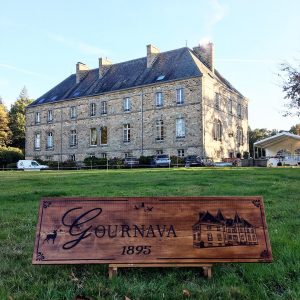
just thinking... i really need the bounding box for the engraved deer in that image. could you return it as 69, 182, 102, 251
43, 230, 57, 244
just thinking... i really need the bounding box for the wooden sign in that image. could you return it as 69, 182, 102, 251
32, 197, 272, 264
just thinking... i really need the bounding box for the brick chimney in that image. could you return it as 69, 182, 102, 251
193, 42, 214, 73
147, 44, 160, 68
99, 57, 112, 79
76, 62, 89, 84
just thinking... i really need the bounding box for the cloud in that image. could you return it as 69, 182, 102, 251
0, 63, 42, 76
0, 78, 9, 86
216, 58, 276, 64
49, 33, 106, 56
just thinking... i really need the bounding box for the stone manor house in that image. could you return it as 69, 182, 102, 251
25, 43, 249, 162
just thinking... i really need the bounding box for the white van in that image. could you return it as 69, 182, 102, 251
17, 160, 49, 170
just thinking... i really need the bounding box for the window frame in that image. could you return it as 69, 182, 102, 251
213, 119, 222, 141
90, 103, 96, 117
90, 128, 98, 146
100, 126, 108, 145
155, 92, 163, 107
176, 117, 186, 138
35, 112, 41, 124
123, 123, 131, 143
176, 88, 184, 105
47, 110, 53, 123
70, 129, 77, 148
123, 97, 131, 112
101, 101, 107, 115
156, 119, 164, 141
46, 132, 54, 150
34, 133, 41, 151
70, 106, 77, 119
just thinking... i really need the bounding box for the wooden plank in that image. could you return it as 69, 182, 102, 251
32, 196, 272, 264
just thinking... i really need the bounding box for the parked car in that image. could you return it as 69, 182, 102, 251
184, 155, 204, 167
124, 157, 139, 168
152, 154, 171, 167
17, 160, 49, 170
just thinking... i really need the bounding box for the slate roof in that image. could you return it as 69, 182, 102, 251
29, 47, 243, 107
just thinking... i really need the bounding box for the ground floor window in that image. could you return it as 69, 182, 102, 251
124, 152, 132, 158
69, 154, 76, 161
100, 153, 107, 159
177, 149, 185, 157
156, 150, 163, 155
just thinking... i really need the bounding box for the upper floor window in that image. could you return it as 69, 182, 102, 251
90, 103, 96, 117
70, 130, 77, 147
155, 92, 163, 107
46, 132, 54, 150
90, 128, 97, 146
70, 106, 76, 119
237, 126, 243, 146
34, 133, 40, 150
156, 119, 164, 141
100, 126, 108, 145
47, 110, 53, 123
237, 102, 242, 118
123, 97, 131, 112
123, 123, 131, 142
215, 93, 220, 109
213, 119, 222, 141
176, 88, 184, 105
176, 117, 185, 138
35, 112, 40, 124
228, 98, 233, 114
101, 101, 107, 115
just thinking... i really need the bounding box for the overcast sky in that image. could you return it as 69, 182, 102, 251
0, 0, 299, 130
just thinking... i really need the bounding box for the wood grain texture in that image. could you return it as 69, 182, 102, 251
32, 197, 272, 264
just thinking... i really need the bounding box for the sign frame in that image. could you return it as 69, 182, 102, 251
32, 196, 272, 265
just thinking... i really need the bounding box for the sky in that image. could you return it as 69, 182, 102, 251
0, 0, 299, 130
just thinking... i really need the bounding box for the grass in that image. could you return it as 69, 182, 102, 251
0, 167, 299, 300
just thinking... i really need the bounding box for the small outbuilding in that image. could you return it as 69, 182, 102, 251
254, 132, 300, 166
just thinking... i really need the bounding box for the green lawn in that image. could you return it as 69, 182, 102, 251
0, 168, 299, 300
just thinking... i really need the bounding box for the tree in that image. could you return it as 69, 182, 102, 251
248, 127, 279, 157
0, 98, 12, 146
9, 87, 33, 149
289, 124, 300, 135
280, 62, 300, 117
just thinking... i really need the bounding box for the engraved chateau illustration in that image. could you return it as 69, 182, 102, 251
193, 210, 258, 248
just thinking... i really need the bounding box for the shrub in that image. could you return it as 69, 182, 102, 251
170, 155, 185, 166
0, 147, 24, 167
108, 157, 124, 169
243, 151, 250, 159
84, 156, 108, 167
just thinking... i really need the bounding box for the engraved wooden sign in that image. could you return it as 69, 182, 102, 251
32, 197, 272, 264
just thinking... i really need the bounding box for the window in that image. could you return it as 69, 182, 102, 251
90, 103, 96, 117
176, 88, 184, 105
207, 233, 213, 241
156, 120, 164, 141
124, 152, 132, 158
217, 234, 222, 241
101, 101, 107, 115
34, 133, 40, 150
176, 117, 185, 138
237, 126, 243, 146
69, 154, 76, 161
155, 92, 163, 107
228, 97, 233, 114
47, 110, 53, 123
100, 126, 107, 145
90, 128, 97, 146
177, 149, 184, 157
215, 93, 220, 109
156, 149, 163, 155
35, 112, 40, 124
46, 132, 53, 150
100, 153, 107, 159
70, 106, 76, 119
123, 124, 131, 142
237, 102, 242, 118
123, 97, 131, 112
213, 119, 222, 141
70, 130, 77, 147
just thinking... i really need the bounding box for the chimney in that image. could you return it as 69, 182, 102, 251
147, 44, 160, 68
193, 42, 214, 73
76, 62, 89, 84
99, 57, 112, 78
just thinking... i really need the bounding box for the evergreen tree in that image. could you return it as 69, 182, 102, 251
0, 97, 12, 146
9, 87, 33, 149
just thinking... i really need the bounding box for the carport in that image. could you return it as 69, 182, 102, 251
253, 132, 300, 159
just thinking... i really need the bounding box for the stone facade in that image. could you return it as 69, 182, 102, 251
25, 44, 248, 162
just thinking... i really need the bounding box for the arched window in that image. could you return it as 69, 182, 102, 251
237, 126, 243, 146
213, 119, 222, 141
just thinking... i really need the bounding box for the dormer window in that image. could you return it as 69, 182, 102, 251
156, 75, 165, 81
